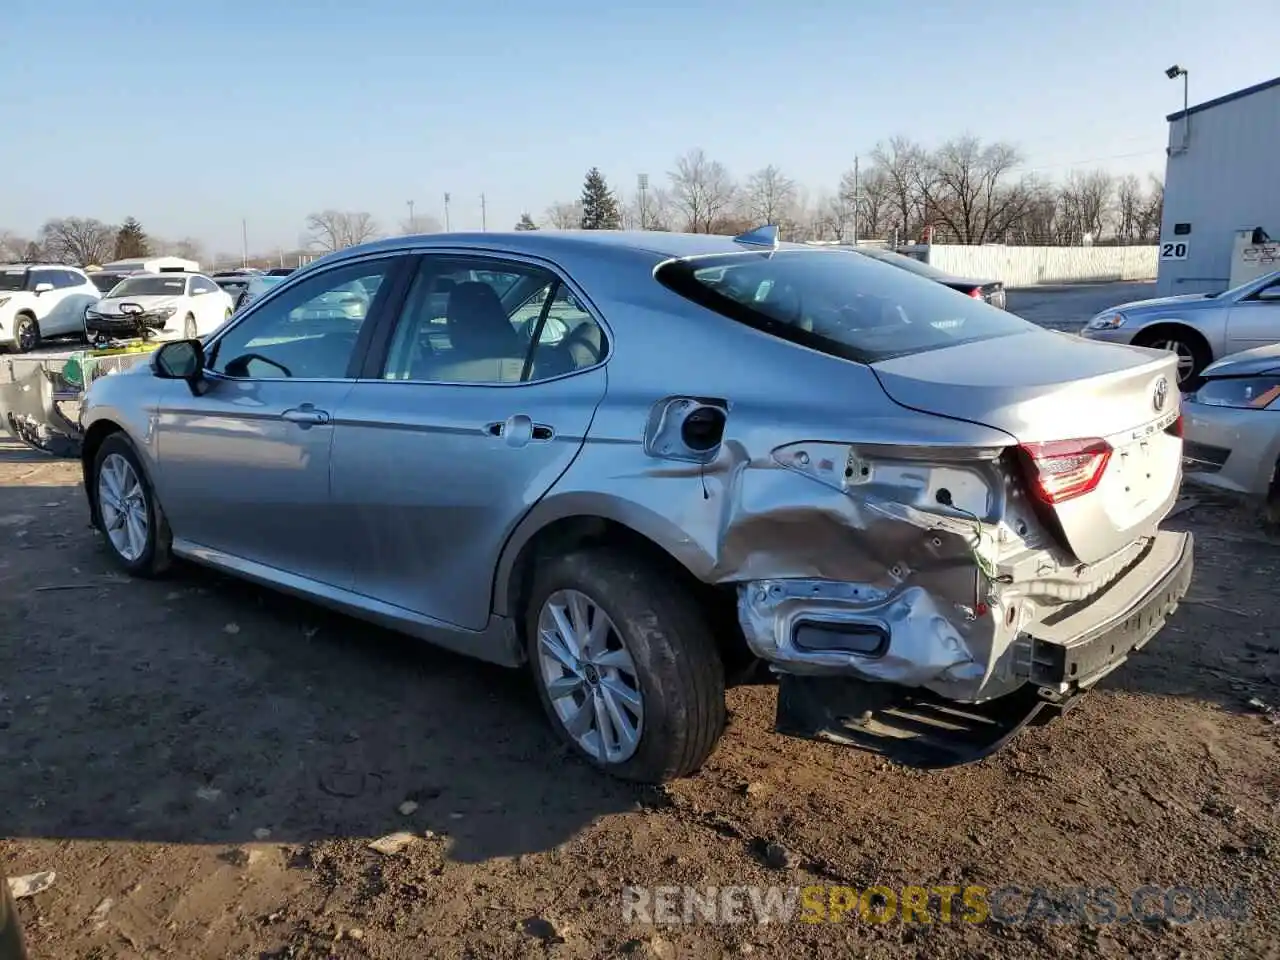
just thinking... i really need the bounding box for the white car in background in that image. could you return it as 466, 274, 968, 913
84, 272, 235, 342
0, 263, 103, 352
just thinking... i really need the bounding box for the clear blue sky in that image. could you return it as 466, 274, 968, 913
2, 0, 1273, 257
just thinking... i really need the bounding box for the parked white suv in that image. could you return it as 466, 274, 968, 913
0, 264, 102, 352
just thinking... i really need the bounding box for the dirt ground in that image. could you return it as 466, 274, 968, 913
2, 436, 1279, 960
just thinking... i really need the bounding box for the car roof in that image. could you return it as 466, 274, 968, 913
1, 263, 83, 271
315, 229, 818, 268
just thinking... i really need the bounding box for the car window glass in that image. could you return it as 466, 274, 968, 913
28, 271, 54, 290
382, 258, 607, 384
208, 259, 395, 380
56, 270, 83, 288
382, 258, 547, 384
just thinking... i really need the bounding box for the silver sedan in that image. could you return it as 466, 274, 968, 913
78, 228, 1192, 781
1182, 342, 1280, 520
1080, 269, 1280, 388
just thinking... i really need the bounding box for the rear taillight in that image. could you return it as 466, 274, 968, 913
1166, 415, 1183, 437
1018, 438, 1112, 504
968, 287, 984, 299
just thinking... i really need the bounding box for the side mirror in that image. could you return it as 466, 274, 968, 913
33, 282, 53, 294
152, 339, 206, 395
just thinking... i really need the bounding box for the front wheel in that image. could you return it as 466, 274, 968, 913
1136, 331, 1209, 389
525, 548, 726, 783
12, 314, 39, 353
92, 433, 172, 578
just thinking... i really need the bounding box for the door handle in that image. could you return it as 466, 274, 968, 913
485, 415, 555, 446
281, 404, 331, 426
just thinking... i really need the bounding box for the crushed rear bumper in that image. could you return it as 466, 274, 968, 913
757, 531, 1193, 766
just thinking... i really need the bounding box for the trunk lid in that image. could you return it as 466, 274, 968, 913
871, 329, 1182, 564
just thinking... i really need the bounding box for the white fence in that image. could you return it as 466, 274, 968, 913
905, 244, 1159, 288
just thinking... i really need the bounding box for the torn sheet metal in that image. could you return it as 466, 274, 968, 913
0, 351, 154, 458
616, 405, 1159, 704
0, 358, 82, 457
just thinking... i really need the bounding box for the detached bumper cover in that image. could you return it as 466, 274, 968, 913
1020, 530, 1193, 692
772, 532, 1193, 767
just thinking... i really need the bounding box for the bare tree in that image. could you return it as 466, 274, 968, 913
870, 137, 928, 241
841, 166, 895, 240
1115, 174, 1142, 243
544, 200, 584, 229
0, 231, 34, 262
1137, 176, 1164, 243
304, 210, 381, 252
668, 149, 737, 233
743, 164, 796, 226
38, 217, 117, 266
398, 214, 443, 235
917, 137, 1036, 244
1057, 170, 1114, 243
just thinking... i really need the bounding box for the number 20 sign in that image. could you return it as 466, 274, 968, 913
1160, 240, 1189, 261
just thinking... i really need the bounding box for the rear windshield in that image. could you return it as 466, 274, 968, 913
656, 249, 1031, 363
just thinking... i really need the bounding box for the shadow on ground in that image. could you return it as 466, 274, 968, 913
0, 462, 640, 864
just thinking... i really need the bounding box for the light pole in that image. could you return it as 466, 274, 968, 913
407, 199, 415, 233
480, 193, 487, 231
637, 173, 649, 230
1166, 64, 1190, 152
443, 192, 451, 231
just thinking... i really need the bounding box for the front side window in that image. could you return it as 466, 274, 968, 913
55, 269, 85, 288
381, 256, 606, 384
656, 249, 1033, 363
207, 258, 397, 379
189, 276, 218, 295
27, 270, 56, 291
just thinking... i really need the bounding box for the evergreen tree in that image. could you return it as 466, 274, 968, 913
579, 168, 620, 229
114, 217, 150, 260
514, 213, 539, 230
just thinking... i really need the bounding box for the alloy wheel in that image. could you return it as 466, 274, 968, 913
98, 453, 149, 562
536, 589, 644, 764
16, 319, 36, 352
1153, 338, 1195, 384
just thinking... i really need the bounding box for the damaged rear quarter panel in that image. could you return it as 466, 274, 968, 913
493, 283, 1071, 701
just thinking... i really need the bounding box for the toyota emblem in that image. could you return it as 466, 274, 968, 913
1152, 376, 1169, 412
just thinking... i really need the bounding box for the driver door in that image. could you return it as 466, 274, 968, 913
1226, 274, 1280, 350
151, 254, 411, 589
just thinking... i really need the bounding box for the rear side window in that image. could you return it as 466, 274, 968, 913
656, 249, 1032, 363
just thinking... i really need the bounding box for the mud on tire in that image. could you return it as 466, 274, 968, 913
525, 547, 726, 783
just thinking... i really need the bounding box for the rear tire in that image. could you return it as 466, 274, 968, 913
525, 547, 726, 783
92, 432, 173, 578
13, 314, 39, 353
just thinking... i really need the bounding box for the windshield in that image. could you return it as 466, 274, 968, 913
0, 269, 27, 292
1210, 268, 1280, 301
109, 276, 188, 298
854, 246, 954, 281
657, 249, 1033, 363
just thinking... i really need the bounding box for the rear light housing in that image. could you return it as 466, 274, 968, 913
968, 286, 983, 299
1018, 438, 1112, 504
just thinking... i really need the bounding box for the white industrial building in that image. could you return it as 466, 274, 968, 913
1157, 74, 1280, 296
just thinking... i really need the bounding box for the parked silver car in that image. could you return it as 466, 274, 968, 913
77, 228, 1192, 781
1182, 342, 1280, 519
1080, 269, 1280, 388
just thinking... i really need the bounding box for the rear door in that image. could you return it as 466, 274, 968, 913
329, 252, 608, 630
